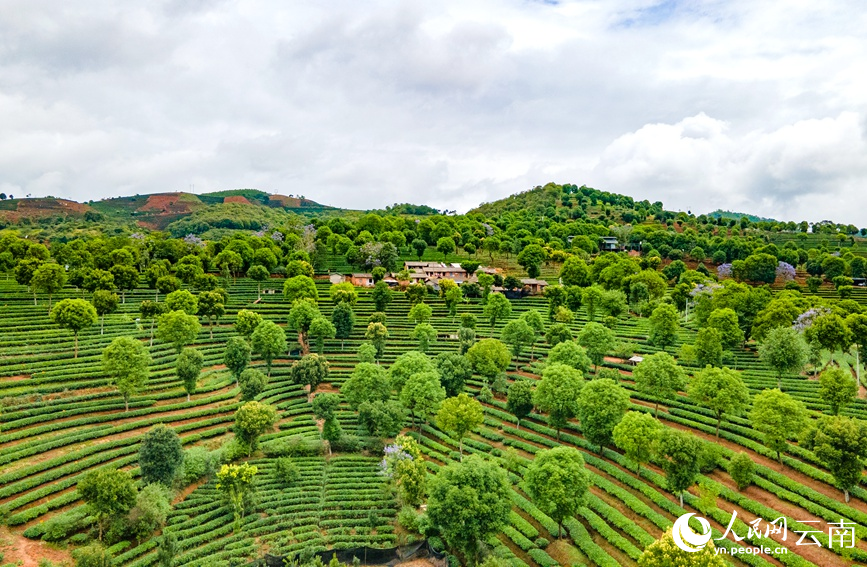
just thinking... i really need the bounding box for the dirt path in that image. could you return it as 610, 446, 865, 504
0, 526, 73, 567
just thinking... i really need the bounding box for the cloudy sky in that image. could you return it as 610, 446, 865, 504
1, 1, 866, 223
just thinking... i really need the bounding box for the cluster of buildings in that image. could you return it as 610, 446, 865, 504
331, 261, 550, 296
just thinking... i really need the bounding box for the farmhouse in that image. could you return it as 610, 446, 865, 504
600, 236, 621, 251
520, 278, 549, 295
349, 273, 375, 287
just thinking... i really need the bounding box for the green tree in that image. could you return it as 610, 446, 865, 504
436, 393, 485, 456
216, 462, 258, 531
758, 326, 810, 389
400, 370, 446, 434
139, 424, 184, 486
577, 378, 630, 451
382, 434, 427, 507
507, 378, 535, 430
613, 411, 662, 472
477, 273, 495, 302
847, 312, 867, 384
110, 264, 138, 304
436, 236, 456, 261
287, 298, 321, 353
247, 264, 270, 299
103, 336, 151, 411
290, 353, 329, 392
234, 401, 277, 455
408, 302, 433, 324
331, 301, 356, 350
501, 318, 535, 359
357, 342, 377, 363
155, 275, 180, 299
156, 310, 201, 354
436, 352, 472, 397
648, 303, 678, 350
31, 262, 66, 312
577, 322, 615, 371
389, 351, 436, 392
74, 542, 114, 567
140, 300, 167, 347
309, 317, 336, 354
751, 388, 808, 462
458, 326, 476, 354
525, 447, 590, 537
51, 298, 97, 358
818, 366, 858, 414
560, 256, 591, 287
224, 336, 251, 382
411, 238, 427, 260
801, 415, 867, 502
329, 282, 359, 306
177, 347, 203, 402
197, 290, 226, 339
283, 275, 318, 303
638, 530, 727, 567
687, 366, 750, 436
445, 286, 463, 321
78, 468, 137, 540
359, 400, 407, 438
372, 280, 393, 312
694, 327, 723, 368
808, 313, 852, 354
166, 289, 198, 315
83, 268, 115, 293
533, 363, 584, 439
633, 352, 686, 417
547, 340, 592, 374
250, 320, 287, 376
729, 452, 755, 490
545, 323, 573, 346
483, 292, 512, 334
239, 368, 268, 401
519, 310, 545, 360
411, 322, 437, 353
235, 309, 263, 340
342, 362, 391, 409
91, 289, 119, 335
656, 428, 703, 507
517, 243, 547, 278
14, 258, 43, 302
365, 321, 389, 360
312, 393, 342, 445
466, 338, 511, 382
583, 285, 604, 321
706, 307, 744, 349
427, 455, 512, 565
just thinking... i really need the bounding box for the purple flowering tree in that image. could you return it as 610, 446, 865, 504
776, 262, 796, 282
792, 307, 831, 332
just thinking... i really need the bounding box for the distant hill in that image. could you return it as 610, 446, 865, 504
469, 182, 663, 224
86, 189, 334, 230
0, 197, 94, 223
707, 209, 776, 223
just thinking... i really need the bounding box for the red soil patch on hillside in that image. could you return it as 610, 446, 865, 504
136, 193, 202, 214
267, 194, 323, 208
223, 195, 252, 205
0, 198, 92, 223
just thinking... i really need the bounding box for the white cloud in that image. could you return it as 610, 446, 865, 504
589, 111, 867, 222
0, 0, 865, 223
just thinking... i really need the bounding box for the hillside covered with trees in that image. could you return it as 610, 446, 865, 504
2, 183, 867, 567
